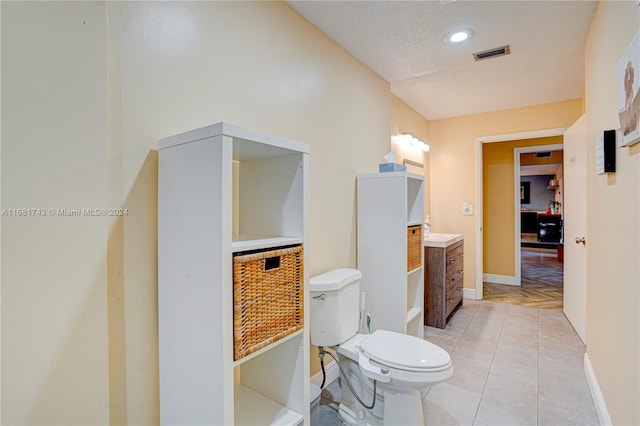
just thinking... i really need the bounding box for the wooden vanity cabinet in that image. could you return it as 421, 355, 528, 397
425, 239, 464, 329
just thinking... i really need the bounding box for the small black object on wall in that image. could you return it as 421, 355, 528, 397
595, 130, 616, 174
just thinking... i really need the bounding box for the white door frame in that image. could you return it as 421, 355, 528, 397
474, 128, 567, 299
513, 144, 564, 287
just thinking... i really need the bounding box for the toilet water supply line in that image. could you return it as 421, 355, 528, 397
316, 290, 377, 409
319, 354, 327, 389
317, 347, 377, 410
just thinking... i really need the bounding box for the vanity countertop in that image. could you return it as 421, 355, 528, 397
423, 233, 464, 248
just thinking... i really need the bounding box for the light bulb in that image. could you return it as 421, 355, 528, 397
449, 31, 468, 43
403, 133, 414, 143
444, 28, 474, 45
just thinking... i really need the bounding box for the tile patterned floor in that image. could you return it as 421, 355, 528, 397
318, 300, 598, 425
483, 248, 564, 311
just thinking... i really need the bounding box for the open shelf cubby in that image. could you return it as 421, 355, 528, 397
234, 333, 305, 425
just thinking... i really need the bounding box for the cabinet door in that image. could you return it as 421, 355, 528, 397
521, 212, 538, 233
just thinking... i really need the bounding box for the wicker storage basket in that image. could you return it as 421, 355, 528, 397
232, 245, 304, 361
407, 225, 422, 271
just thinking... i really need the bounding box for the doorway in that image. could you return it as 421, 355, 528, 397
510, 145, 564, 310
483, 143, 564, 311
474, 119, 587, 338
477, 134, 565, 310
475, 129, 565, 299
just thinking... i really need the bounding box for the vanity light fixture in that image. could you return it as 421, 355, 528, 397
402, 132, 430, 152
403, 133, 415, 144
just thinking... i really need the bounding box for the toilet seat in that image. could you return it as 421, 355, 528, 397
360, 330, 452, 372
334, 330, 454, 425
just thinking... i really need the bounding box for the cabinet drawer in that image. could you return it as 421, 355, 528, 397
445, 285, 463, 317
446, 256, 463, 278
446, 270, 463, 293
445, 242, 464, 267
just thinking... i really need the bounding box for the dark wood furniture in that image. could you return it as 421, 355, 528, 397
537, 214, 562, 242
521, 211, 538, 233
424, 239, 464, 329
557, 243, 564, 262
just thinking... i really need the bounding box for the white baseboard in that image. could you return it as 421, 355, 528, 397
311, 359, 339, 388
584, 352, 611, 426
483, 273, 517, 286
463, 288, 476, 299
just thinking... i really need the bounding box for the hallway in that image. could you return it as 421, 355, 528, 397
484, 248, 563, 311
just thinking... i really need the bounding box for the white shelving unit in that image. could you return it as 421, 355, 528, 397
357, 172, 425, 339
158, 122, 309, 425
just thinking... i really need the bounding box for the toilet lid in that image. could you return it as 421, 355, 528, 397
360, 330, 451, 371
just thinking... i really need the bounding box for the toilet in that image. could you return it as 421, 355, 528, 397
310, 268, 453, 425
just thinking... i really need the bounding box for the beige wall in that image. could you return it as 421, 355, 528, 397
584, 2, 640, 424
2, 1, 392, 424
390, 94, 432, 216
483, 136, 563, 277
428, 100, 583, 290
1, 2, 110, 424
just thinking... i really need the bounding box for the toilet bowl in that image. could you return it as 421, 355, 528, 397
335, 331, 453, 425
310, 268, 453, 425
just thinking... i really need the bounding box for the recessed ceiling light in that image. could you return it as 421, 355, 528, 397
444, 28, 474, 45
450, 31, 468, 43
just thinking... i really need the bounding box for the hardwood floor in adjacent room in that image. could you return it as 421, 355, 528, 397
484, 248, 563, 311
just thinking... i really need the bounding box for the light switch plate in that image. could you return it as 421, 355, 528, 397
463, 203, 473, 215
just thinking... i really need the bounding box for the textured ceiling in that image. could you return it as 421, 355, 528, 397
287, 1, 597, 120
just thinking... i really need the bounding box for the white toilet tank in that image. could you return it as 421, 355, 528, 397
309, 268, 362, 347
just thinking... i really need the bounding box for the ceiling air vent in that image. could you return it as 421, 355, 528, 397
536, 151, 552, 158
473, 45, 511, 61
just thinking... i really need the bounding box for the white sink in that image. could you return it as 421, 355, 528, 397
423, 233, 463, 248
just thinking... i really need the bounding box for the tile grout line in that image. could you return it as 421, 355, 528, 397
538, 310, 597, 426
423, 302, 479, 398
471, 302, 509, 425
450, 302, 480, 351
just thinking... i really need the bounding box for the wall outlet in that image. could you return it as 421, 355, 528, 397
463, 203, 473, 215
